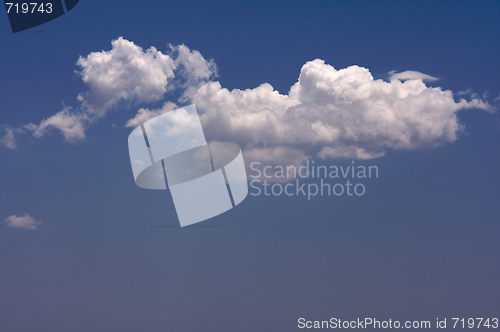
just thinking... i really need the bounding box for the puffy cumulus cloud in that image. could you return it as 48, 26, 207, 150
195, 82, 300, 147
389, 70, 439, 82
76, 37, 176, 116
3, 213, 42, 230
125, 101, 178, 128
171, 44, 217, 102
4, 38, 217, 146
75, 38, 216, 116
194, 59, 493, 164
2, 38, 494, 158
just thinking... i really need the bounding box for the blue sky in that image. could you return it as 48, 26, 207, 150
1, 1, 499, 331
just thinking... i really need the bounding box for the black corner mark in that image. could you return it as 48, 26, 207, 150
63, 0, 78, 12
3, 0, 79, 33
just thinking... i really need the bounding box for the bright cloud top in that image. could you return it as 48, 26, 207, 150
3, 213, 42, 230
0, 38, 494, 166
76, 37, 176, 117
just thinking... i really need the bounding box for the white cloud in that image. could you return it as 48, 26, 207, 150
194, 59, 493, 163
2, 38, 217, 146
3, 213, 42, 230
171, 44, 217, 102
2, 38, 494, 163
457, 88, 473, 96
0, 125, 20, 149
0, 124, 38, 149
389, 70, 439, 82
75, 39, 216, 117
125, 101, 178, 128
31, 107, 86, 141
77, 37, 177, 116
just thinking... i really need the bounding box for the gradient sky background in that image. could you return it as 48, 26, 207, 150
1, 1, 499, 331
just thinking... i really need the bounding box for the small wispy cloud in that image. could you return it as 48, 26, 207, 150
0, 125, 20, 149
0, 124, 35, 150
388, 70, 439, 82
30, 107, 87, 142
457, 88, 473, 96
495, 92, 500, 103
3, 213, 42, 230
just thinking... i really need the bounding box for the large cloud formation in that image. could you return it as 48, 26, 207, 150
194, 59, 491, 163
1, 37, 494, 167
